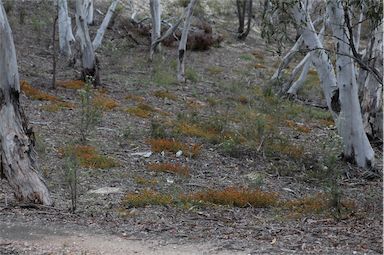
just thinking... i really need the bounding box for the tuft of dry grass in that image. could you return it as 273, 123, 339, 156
283, 193, 328, 215
237, 96, 249, 105
254, 63, 267, 69
92, 93, 119, 110
125, 93, 145, 102
187, 187, 278, 208
41, 101, 74, 112
148, 139, 202, 158
176, 122, 220, 141
147, 162, 189, 176
60, 145, 118, 169
206, 66, 224, 75
21, 80, 57, 101
133, 176, 158, 186
153, 90, 177, 100
252, 50, 265, 61
126, 103, 156, 118
56, 80, 85, 89
122, 190, 173, 207
285, 120, 311, 133
266, 142, 304, 159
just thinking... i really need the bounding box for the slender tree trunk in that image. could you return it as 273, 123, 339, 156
286, 54, 311, 95
353, 4, 365, 53
92, 0, 119, 50
76, 0, 99, 86
361, 22, 383, 141
271, 36, 303, 81
238, 0, 253, 40
150, 14, 184, 59
83, 0, 94, 25
327, 0, 374, 168
286, 23, 325, 95
52, 14, 58, 89
236, 0, 246, 34
291, 3, 339, 119
0, 3, 52, 205
177, 0, 197, 83
149, 0, 161, 61
58, 0, 75, 57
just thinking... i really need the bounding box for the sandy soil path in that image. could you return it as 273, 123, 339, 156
0, 222, 243, 255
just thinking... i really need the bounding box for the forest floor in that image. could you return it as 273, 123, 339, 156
0, 1, 382, 254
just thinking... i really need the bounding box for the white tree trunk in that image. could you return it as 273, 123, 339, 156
83, 0, 94, 25
58, 0, 75, 57
0, 3, 52, 205
287, 24, 325, 95
149, 0, 161, 60
287, 54, 312, 95
92, 0, 119, 51
327, 0, 374, 168
292, 4, 339, 118
76, 0, 99, 85
354, 4, 365, 53
177, 0, 197, 82
271, 36, 303, 81
361, 21, 383, 140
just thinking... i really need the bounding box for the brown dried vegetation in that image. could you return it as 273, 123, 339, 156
60, 145, 118, 169
147, 162, 189, 176
148, 138, 202, 158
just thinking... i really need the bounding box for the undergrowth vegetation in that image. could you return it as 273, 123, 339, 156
60, 145, 118, 169
148, 138, 202, 158
147, 162, 189, 176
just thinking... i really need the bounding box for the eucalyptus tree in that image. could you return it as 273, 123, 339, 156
177, 0, 197, 82
58, 0, 75, 57
263, 0, 382, 168
75, 0, 119, 86
0, 2, 52, 205
236, 0, 253, 40
149, 0, 161, 60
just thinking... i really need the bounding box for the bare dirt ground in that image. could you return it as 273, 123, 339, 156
0, 1, 382, 254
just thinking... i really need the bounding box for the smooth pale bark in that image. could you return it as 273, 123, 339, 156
271, 36, 303, 81
327, 0, 374, 168
286, 54, 311, 95
177, 0, 197, 82
287, 24, 325, 95
83, 0, 94, 25
92, 0, 119, 50
271, 17, 321, 81
149, 0, 161, 60
361, 22, 383, 140
292, 3, 339, 118
58, 0, 75, 57
76, 0, 99, 86
0, 3, 52, 205
354, 4, 365, 53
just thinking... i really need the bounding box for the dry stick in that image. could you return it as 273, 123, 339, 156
52, 14, 58, 89
177, 0, 197, 82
